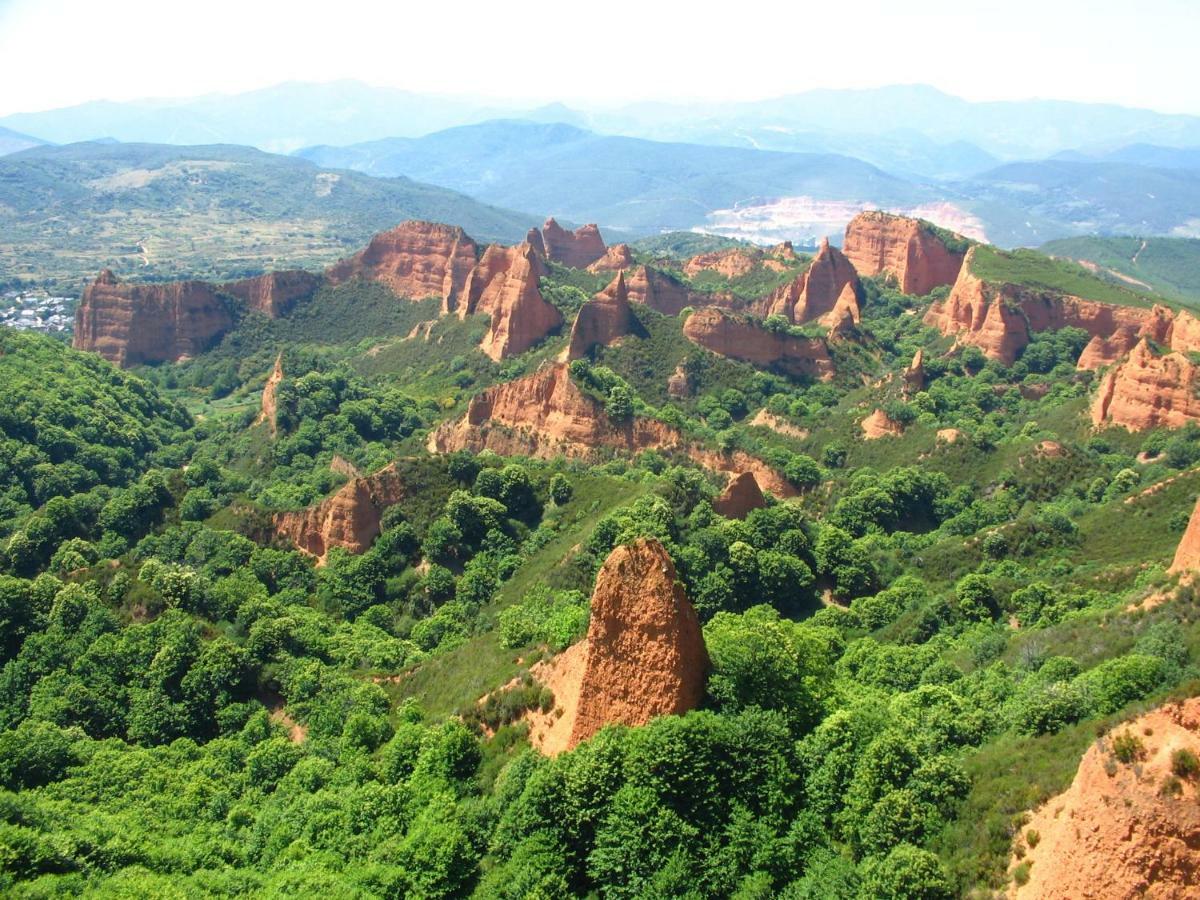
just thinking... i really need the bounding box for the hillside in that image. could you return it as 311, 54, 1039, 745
0, 142, 536, 290
4, 212, 1200, 898
0, 126, 45, 157
961, 160, 1200, 245
297, 120, 937, 234
1041, 235, 1200, 304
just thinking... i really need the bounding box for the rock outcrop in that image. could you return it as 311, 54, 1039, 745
754, 238, 860, 325
1010, 697, 1200, 899
1091, 339, 1200, 431
587, 243, 635, 273
564, 272, 634, 361
257, 353, 284, 436
842, 211, 968, 296
429, 362, 796, 496
1169, 496, 1200, 575
73, 269, 234, 366
924, 247, 1184, 366
530, 218, 607, 269
325, 220, 478, 305
682, 307, 835, 380
457, 243, 562, 360
861, 408, 904, 439
622, 265, 712, 316
221, 270, 319, 318
903, 349, 926, 395
273, 463, 406, 563
667, 363, 693, 398
712, 472, 767, 519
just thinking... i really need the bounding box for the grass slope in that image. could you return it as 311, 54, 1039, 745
1041, 235, 1200, 305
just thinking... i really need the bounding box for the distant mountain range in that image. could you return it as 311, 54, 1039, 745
0, 125, 45, 157
6, 81, 1200, 173
0, 142, 535, 290
298, 121, 937, 234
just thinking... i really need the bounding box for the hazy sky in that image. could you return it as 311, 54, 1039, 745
1, 0, 1197, 116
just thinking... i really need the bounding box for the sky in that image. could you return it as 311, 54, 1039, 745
0, 0, 1197, 116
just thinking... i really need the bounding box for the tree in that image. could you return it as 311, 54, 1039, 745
549, 473, 573, 506
856, 844, 953, 900
605, 385, 633, 422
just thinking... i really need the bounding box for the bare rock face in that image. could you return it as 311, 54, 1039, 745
74, 269, 234, 366
754, 238, 860, 325
325, 220, 478, 305
667, 363, 694, 398
712, 471, 766, 519
822, 282, 861, 330
429, 362, 796, 496
925, 248, 1179, 366
1092, 339, 1200, 431
587, 243, 635, 273
1011, 697, 1200, 899
682, 307, 835, 380
221, 270, 319, 318
1170, 496, 1200, 575
534, 218, 607, 269
257, 353, 284, 436
861, 408, 904, 439
273, 463, 406, 563
684, 248, 759, 279
842, 211, 967, 296
565, 271, 634, 361
903, 349, 926, 395
622, 265, 703, 316
457, 243, 562, 360
567, 539, 709, 748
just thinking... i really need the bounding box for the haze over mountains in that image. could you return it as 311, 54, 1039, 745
3, 80, 1200, 266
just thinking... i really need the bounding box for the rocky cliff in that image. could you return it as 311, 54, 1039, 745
325, 220, 478, 305
903, 349, 926, 395
1010, 697, 1200, 899
712, 471, 766, 519
842, 211, 967, 296
587, 243, 635, 273
221, 270, 320, 318
457, 243, 562, 360
682, 307, 835, 380
754, 238, 860, 325
429, 362, 796, 496
273, 463, 407, 563
73, 269, 234, 366
861, 408, 904, 439
257, 353, 284, 436
924, 247, 1184, 366
564, 272, 634, 361
1091, 339, 1200, 431
530, 217, 607, 269
1169, 496, 1200, 575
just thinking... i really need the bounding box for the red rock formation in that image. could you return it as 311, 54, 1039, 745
429, 362, 796, 496
682, 307, 835, 380
754, 238, 860, 325
564, 272, 634, 361
273, 463, 407, 563
1170, 496, 1200, 575
684, 248, 759, 279
257, 353, 284, 436
567, 539, 709, 748
73, 269, 234, 366
842, 211, 967, 296
903, 349, 926, 395
587, 244, 635, 273
712, 472, 766, 519
1092, 339, 1200, 431
221, 270, 319, 318
667, 363, 693, 399
458, 243, 562, 360
621, 265, 704, 316
861, 408, 903, 439
325, 220, 478, 305
925, 248, 1178, 366
822, 282, 861, 329
534, 218, 607, 269
1011, 697, 1200, 899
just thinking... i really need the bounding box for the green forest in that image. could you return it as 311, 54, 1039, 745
2, 234, 1200, 900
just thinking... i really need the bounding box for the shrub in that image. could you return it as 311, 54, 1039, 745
1110, 731, 1146, 765
1171, 748, 1200, 780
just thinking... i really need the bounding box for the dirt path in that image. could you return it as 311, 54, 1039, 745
1132, 238, 1148, 267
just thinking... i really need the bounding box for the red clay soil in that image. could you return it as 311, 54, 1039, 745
1010, 697, 1200, 899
